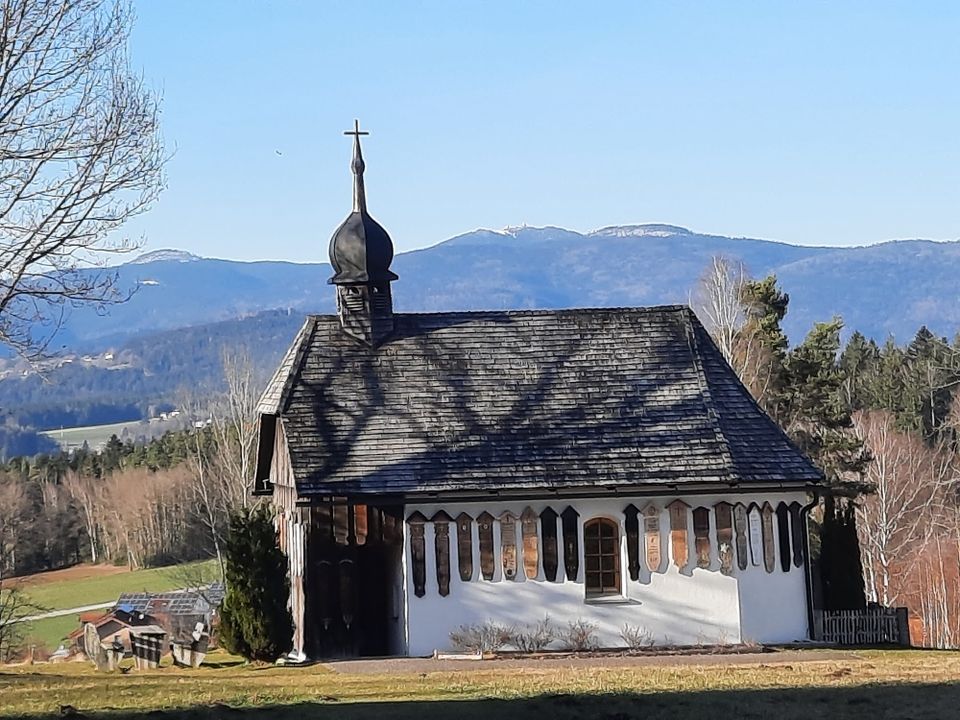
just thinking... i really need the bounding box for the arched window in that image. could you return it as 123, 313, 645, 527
584, 518, 621, 597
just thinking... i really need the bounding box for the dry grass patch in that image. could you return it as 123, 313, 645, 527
0, 649, 957, 719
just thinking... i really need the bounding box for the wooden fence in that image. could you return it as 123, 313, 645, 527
813, 607, 910, 646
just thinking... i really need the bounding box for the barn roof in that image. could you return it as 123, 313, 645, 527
256, 305, 822, 498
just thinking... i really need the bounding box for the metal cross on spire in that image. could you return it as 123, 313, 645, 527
344, 119, 369, 139
345, 119, 368, 213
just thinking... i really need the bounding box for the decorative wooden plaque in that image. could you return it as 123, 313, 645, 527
668, 499, 690, 569
431, 511, 452, 596
314, 503, 332, 544
561, 506, 580, 581
521, 507, 539, 579
353, 504, 368, 546
540, 506, 559, 582
714, 502, 734, 576
776, 502, 791, 572
315, 559, 334, 629
456, 512, 473, 582
333, 503, 349, 546
733, 503, 748, 570
339, 558, 356, 628
642, 503, 661, 572
789, 501, 804, 567
624, 504, 640, 581
407, 512, 427, 597
693, 506, 711, 569
477, 511, 495, 580
500, 511, 518, 581
761, 502, 775, 573
747, 504, 762, 567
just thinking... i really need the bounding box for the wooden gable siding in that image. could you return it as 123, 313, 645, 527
271, 421, 296, 490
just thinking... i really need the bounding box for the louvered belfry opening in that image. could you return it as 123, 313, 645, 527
303, 501, 404, 659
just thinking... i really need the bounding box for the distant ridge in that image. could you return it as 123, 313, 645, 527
128, 248, 201, 264
42, 224, 960, 350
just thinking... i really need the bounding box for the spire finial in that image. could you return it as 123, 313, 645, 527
344, 119, 369, 213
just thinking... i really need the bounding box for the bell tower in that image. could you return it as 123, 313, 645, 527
328, 120, 398, 346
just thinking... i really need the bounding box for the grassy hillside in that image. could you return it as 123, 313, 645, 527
18, 560, 219, 650
0, 649, 955, 718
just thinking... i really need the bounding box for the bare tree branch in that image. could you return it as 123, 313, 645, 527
0, 0, 165, 359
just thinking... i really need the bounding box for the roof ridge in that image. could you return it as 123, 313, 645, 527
682, 309, 737, 482
305, 305, 691, 321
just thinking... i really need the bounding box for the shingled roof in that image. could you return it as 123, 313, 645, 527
256, 305, 822, 498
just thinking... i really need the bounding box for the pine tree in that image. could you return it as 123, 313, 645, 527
736, 275, 790, 420
783, 319, 871, 492
218, 506, 293, 662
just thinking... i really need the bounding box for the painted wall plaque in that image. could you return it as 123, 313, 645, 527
540, 506, 559, 582
776, 502, 791, 572
789, 501, 805, 567
314, 504, 332, 545
642, 503, 661, 572
315, 559, 334, 629
561, 506, 580, 581
521, 507, 539, 579
734, 503, 748, 571
693, 506, 711, 569
714, 502, 734, 575
668, 499, 690, 569
407, 512, 427, 597
333, 503, 349, 546
339, 557, 356, 628
477, 511, 495, 580
353, 504, 368, 546
761, 502, 775, 573
760, 502, 777, 572
500, 511, 518, 581
431, 511, 452, 596
456, 512, 473, 581
624, 504, 640, 581
747, 504, 762, 567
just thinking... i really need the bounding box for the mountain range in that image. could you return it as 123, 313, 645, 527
56, 223, 960, 350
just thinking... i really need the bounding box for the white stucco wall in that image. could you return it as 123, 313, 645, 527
403, 492, 811, 657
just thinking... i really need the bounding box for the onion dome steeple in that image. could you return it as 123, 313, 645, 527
329, 120, 398, 285
328, 121, 397, 347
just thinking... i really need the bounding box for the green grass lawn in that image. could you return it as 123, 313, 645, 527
19, 560, 220, 651
0, 649, 956, 719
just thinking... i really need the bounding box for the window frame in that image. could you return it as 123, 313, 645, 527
583, 517, 622, 598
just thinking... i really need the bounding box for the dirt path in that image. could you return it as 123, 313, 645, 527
13, 601, 114, 624
325, 648, 857, 675
2, 563, 127, 589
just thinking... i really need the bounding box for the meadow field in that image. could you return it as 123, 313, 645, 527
38, 421, 146, 451
0, 649, 957, 719
11, 560, 220, 651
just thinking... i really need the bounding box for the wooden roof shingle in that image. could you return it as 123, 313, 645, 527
257, 305, 822, 497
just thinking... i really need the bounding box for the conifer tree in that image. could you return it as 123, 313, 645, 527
783, 319, 871, 492
218, 506, 293, 662
737, 275, 790, 420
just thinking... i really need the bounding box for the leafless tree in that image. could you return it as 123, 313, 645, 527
0, 566, 44, 662
853, 410, 955, 606
0, 473, 27, 573
691, 256, 748, 368
211, 347, 263, 511
62, 469, 101, 563
0, 0, 165, 358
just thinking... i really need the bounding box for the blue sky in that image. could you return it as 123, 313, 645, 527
127, 1, 960, 261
